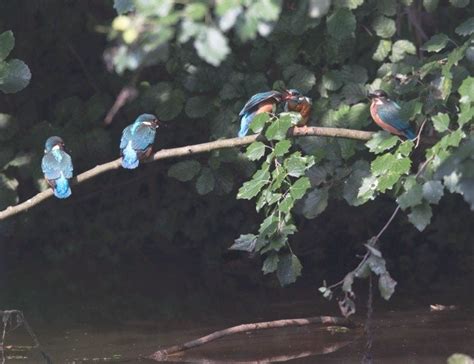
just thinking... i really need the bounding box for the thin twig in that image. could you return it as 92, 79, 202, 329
0, 127, 375, 221
148, 316, 357, 361
66, 43, 100, 94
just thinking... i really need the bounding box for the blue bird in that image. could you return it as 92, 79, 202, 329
41, 136, 74, 199
368, 90, 416, 140
238, 90, 283, 137
120, 113, 159, 169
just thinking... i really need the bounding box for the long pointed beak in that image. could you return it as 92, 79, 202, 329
367, 92, 376, 99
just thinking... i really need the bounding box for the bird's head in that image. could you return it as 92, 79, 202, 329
283, 89, 312, 106
135, 113, 160, 129
368, 89, 389, 104
44, 136, 65, 153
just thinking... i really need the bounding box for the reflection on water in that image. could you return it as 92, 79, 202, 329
4, 307, 474, 363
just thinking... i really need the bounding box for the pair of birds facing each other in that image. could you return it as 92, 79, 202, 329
238, 89, 312, 137
41, 114, 159, 199
238, 88, 416, 140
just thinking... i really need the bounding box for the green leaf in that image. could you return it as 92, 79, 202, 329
449, 0, 470, 7
326, 8, 356, 40
185, 95, 212, 118
367, 254, 387, 275
283, 64, 316, 93
373, 40, 392, 62
423, 0, 439, 12
377, 0, 397, 16
289, 177, 311, 200
458, 77, 474, 104
309, 0, 331, 17
279, 194, 295, 213
408, 202, 433, 231
274, 140, 291, 157
343, 161, 371, 206
284, 152, 312, 177
230, 234, 257, 252
0, 173, 18, 209
0, 31, 14, 62
114, 0, 134, 14
458, 104, 474, 127
245, 142, 266, 161
366, 131, 399, 154
372, 16, 396, 38
185, 3, 208, 20
342, 272, 354, 293
322, 70, 343, 91
249, 113, 270, 133
397, 184, 423, 210
237, 165, 270, 200
333, 0, 364, 9
302, 188, 328, 219
455, 17, 474, 36
168, 160, 201, 182
422, 180, 444, 204
447, 354, 474, 364
378, 273, 397, 300
196, 167, 215, 195
276, 253, 302, 286
390, 40, 416, 62
432, 113, 450, 133
194, 27, 230, 66
265, 115, 292, 141
421, 33, 449, 52
262, 253, 279, 274
0, 59, 31, 93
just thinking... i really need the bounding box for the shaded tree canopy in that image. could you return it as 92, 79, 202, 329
0, 0, 473, 318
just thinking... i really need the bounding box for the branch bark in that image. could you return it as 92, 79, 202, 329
148, 315, 357, 361
0, 127, 373, 221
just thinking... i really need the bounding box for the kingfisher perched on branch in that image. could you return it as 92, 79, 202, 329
368, 90, 416, 140
120, 113, 159, 169
282, 89, 312, 127
238, 90, 283, 137
41, 136, 74, 199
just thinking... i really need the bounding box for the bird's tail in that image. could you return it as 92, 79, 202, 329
238, 113, 255, 137
404, 127, 416, 140
54, 174, 71, 199
121, 142, 139, 169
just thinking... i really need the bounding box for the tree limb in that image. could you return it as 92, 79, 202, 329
0, 127, 374, 221
148, 315, 357, 361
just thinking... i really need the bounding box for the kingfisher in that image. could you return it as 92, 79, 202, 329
368, 90, 416, 140
282, 89, 312, 127
41, 136, 74, 199
120, 113, 159, 169
238, 90, 283, 137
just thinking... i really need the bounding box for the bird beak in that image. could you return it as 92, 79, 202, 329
367, 92, 376, 99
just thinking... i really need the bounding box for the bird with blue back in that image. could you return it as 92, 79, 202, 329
282, 89, 313, 128
120, 113, 159, 169
41, 136, 74, 199
368, 90, 416, 140
238, 90, 283, 137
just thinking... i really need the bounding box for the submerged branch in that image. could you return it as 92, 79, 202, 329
0, 127, 374, 221
148, 316, 357, 361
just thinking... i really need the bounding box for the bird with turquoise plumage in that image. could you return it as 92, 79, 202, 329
368, 90, 416, 140
41, 136, 74, 199
238, 90, 283, 137
282, 89, 313, 127
120, 113, 159, 169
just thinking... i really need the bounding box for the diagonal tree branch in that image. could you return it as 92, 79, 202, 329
0, 127, 374, 221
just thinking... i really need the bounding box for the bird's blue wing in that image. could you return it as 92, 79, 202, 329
377, 101, 414, 136
42, 151, 73, 180
120, 125, 134, 150
131, 124, 156, 151
239, 91, 281, 116
42, 153, 61, 180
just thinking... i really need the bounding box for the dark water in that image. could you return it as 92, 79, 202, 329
4, 305, 473, 364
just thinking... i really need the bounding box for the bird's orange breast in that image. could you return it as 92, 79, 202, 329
370, 102, 403, 136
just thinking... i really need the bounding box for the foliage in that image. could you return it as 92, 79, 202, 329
0, 30, 31, 94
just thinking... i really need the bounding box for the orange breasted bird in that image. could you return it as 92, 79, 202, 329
41, 136, 74, 199
238, 90, 283, 137
120, 113, 159, 169
368, 90, 416, 140
282, 89, 312, 126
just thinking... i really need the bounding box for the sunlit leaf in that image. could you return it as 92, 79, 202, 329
230, 234, 257, 252
421, 33, 449, 52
